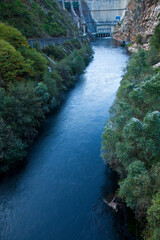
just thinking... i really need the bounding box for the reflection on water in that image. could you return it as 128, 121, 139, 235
0, 39, 129, 240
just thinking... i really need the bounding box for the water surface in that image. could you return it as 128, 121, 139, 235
0, 39, 129, 240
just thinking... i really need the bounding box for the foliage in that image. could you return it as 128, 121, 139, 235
150, 23, 160, 51
123, 49, 150, 81
1, 82, 45, 143
0, 0, 78, 38
119, 161, 151, 210
0, 82, 45, 173
0, 117, 26, 173
135, 34, 142, 44
146, 192, 160, 240
43, 45, 67, 61
70, 53, 85, 75
148, 23, 160, 66
0, 22, 29, 49
0, 39, 32, 83
35, 82, 50, 112
0, 20, 92, 175
102, 24, 160, 239
55, 62, 75, 88
42, 71, 59, 99
71, 38, 82, 49
20, 47, 47, 80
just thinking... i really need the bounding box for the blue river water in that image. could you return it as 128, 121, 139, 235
0, 39, 129, 240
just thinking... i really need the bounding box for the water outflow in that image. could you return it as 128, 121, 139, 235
0, 39, 129, 240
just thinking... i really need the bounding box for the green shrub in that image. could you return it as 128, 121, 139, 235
150, 23, 160, 50
135, 34, 142, 44
0, 22, 29, 49
20, 47, 47, 80
119, 161, 151, 210
0, 39, 32, 83
43, 45, 67, 61
55, 62, 75, 87
0, 0, 78, 38
42, 71, 59, 98
71, 38, 81, 49
0, 117, 26, 173
102, 29, 160, 238
147, 192, 160, 240
6, 82, 45, 143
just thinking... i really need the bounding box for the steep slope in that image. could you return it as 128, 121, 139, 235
102, 1, 160, 239
0, 0, 79, 38
0, 13, 92, 174
113, 0, 160, 49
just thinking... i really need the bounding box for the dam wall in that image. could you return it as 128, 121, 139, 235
84, 0, 130, 22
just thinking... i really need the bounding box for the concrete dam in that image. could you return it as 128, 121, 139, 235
60, 0, 130, 36
84, 0, 129, 36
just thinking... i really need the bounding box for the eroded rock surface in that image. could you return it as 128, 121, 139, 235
113, 0, 160, 50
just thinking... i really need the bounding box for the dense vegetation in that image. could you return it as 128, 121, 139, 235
102, 23, 160, 240
0, 22, 92, 175
0, 0, 79, 38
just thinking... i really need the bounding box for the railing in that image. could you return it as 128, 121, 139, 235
28, 35, 88, 49
85, 21, 118, 26
83, 8, 126, 12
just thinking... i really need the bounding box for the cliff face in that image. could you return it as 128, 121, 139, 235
113, 0, 160, 49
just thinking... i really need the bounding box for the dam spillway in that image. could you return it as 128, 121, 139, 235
59, 0, 130, 36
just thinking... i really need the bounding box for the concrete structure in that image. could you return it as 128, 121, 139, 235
58, 0, 130, 36
28, 36, 87, 49
84, 0, 129, 22
83, 0, 130, 36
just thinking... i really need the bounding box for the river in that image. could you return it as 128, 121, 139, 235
0, 39, 129, 240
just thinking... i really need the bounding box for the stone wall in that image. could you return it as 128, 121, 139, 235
28, 36, 87, 49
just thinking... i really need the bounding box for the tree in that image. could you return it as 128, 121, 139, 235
0, 22, 29, 49
1, 82, 45, 144
0, 39, 32, 83
21, 47, 47, 81
119, 161, 151, 211
0, 118, 26, 174
147, 191, 160, 240
35, 82, 50, 112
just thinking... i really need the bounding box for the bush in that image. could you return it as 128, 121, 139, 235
0, 117, 26, 173
71, 38, 81, 49
43, 45, 67, 61
20, 47, 47, 80
0, 39, 32, 83
135, 34, 142, 44
0, 0, 78, 38
119, 161, 151, 210
150, 23, 160, 50
0, 22, 29, 49
68, 51, 85, 75
147, 192, 160, 240
42, 71, 59, 98
55, 62, 75, 87
5, 82, 45, 144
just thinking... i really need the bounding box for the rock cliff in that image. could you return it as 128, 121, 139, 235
113, 0, 160, 51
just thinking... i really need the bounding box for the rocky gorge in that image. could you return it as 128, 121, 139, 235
113, 0, 160, 52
